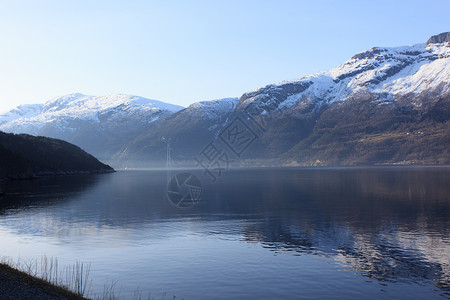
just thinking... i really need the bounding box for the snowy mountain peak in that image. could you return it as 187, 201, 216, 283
42, 93, 87, 113
41, 93, 184, 115
239, 33, 450, 113
0, 93, 184, 136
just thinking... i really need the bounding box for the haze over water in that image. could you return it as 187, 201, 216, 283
0, 167, 449, 299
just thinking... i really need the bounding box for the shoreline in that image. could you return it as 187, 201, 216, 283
113, 163, 450, 171
0, 169, 115, 182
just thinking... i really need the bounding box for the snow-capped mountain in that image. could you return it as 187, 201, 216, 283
0, 93, 183, 164
0, 93, 182, 135
238, 33, 450, 116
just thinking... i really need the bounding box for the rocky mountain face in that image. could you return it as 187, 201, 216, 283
1, 32, 449, 168
427, 31, 450, 44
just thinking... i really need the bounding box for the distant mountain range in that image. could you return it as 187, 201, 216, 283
0, 94, 183, 165
1, 32, 449, 168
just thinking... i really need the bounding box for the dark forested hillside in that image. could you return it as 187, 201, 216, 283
0, 131, 114, 179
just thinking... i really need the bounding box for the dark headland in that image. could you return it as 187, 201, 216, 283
0, 131, 114, 180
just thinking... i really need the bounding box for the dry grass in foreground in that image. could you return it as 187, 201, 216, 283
0, 256, 182, 300
0, 262, 88, 299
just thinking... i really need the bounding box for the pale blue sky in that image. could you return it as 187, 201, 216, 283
0, 0, 449, 112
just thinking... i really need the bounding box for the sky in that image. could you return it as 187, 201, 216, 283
0, 0, 449, 113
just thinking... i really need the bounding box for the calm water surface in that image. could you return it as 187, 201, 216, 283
0, 168, 449, 299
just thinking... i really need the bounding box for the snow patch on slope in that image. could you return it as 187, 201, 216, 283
188, 97, 239, 119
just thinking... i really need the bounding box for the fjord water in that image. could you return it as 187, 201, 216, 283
0, 168, 449, 299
